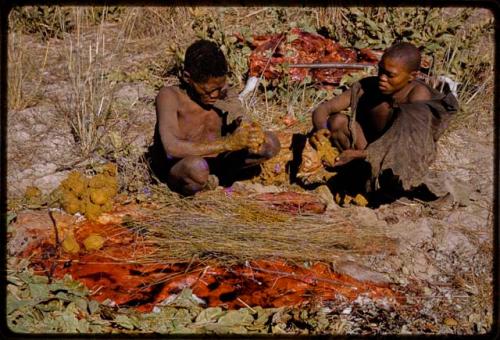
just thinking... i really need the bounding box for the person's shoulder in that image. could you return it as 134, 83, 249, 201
156, 86, 185, 117
156, 85, 184, 107
157, 85, 181, 98
407, 80, 432, 102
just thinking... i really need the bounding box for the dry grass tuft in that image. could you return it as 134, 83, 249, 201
122, 185, 394, 265
52, 8, 120, 157
424, 13, 494, 132
7, 33, 48, 111
120, 7, 191, 40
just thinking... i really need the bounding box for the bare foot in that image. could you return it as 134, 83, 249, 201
204, 174, 219, 191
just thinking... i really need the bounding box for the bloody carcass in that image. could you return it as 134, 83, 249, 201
246, 28, 382, 85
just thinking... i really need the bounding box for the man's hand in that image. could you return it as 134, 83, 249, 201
332, 149, 366, 167
245, 122, 266, 154
225, 122, 265, 152
310, 129, 331, 145
225, 125, 250, 151
310, 129, 339, 167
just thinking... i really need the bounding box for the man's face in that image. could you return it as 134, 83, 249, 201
377, 56, 415, 95
189, 76, 227, 106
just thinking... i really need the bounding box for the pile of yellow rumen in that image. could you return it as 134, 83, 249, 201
58, 163, 119, 221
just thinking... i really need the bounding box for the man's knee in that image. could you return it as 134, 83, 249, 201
327, 113, 349, 133
170, 156, 210, 185
326, 114, 353, 151
260, 131, 281, 159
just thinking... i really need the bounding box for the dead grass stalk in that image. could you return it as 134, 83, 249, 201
7, 33, 48, 111
54, 7, 118, 157
123, 185, 392, 266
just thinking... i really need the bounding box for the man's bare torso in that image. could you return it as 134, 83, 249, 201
162, 86, 223, 144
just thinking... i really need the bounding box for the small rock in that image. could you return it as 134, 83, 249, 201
435, 227, 473, 253
341, 307, 352, 315
333, 260, 391, 285
34, 171, 70, 194
33, 124, 47, 134
32, 162, 58, 175
352, 207, 386, 227
444, 317, 458, 326
469, 313, 481, 324
391, 218, 434, 246
13, 130, 31, 142
401, 325, 410, 334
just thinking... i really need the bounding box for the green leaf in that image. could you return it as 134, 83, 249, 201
353, 40, 367, 49
7, 212, 17, 224
76, 319, 90, 333
114, 314, 135, 330
425, 43, 441, 53
165, 288, 205, 308
6, 294, 35, 314
365, 18, 379, 32
58, 276, 89, 296
170, 324, 194, 334
195, 307, 224, 323
74, 297, 88, 313
29, 283, 50, 300
54, 291, 74, 301
59, 309, 81, 332
253, 306, 276, 327
17, 272, 46, 285
174, 308, 195, 324
35, 299, 64, 312
88, 300, 100, 315
217, 309, 254, 327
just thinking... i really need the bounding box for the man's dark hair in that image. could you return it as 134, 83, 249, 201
383, 42, 421, 72
184, 39, 228, 83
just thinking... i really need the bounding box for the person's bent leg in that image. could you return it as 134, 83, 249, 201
167, 156, 211, 196
244, 131, 281, 167
327, 114, 367, 150
327, 114, 350, 150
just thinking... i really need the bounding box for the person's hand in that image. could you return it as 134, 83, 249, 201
224, 122, 265, 152
332, 149, 366, 167
245, 122, 266, 154
310, 129, 339, 167
310, 129, 331, 146
225, 125, 250, 151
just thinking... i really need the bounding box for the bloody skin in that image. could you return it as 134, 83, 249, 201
155, 71, 279, 195
312, 53, 432, 167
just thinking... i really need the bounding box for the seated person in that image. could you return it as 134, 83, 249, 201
148, 39, 280, 196
312, 42, 459, 202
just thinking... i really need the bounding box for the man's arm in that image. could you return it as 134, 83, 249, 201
331, 83, 432, 168
156, 88, 246, 158
312, 88, 351, 131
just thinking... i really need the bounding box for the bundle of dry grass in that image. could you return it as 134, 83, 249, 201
124, 185, 395, 266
